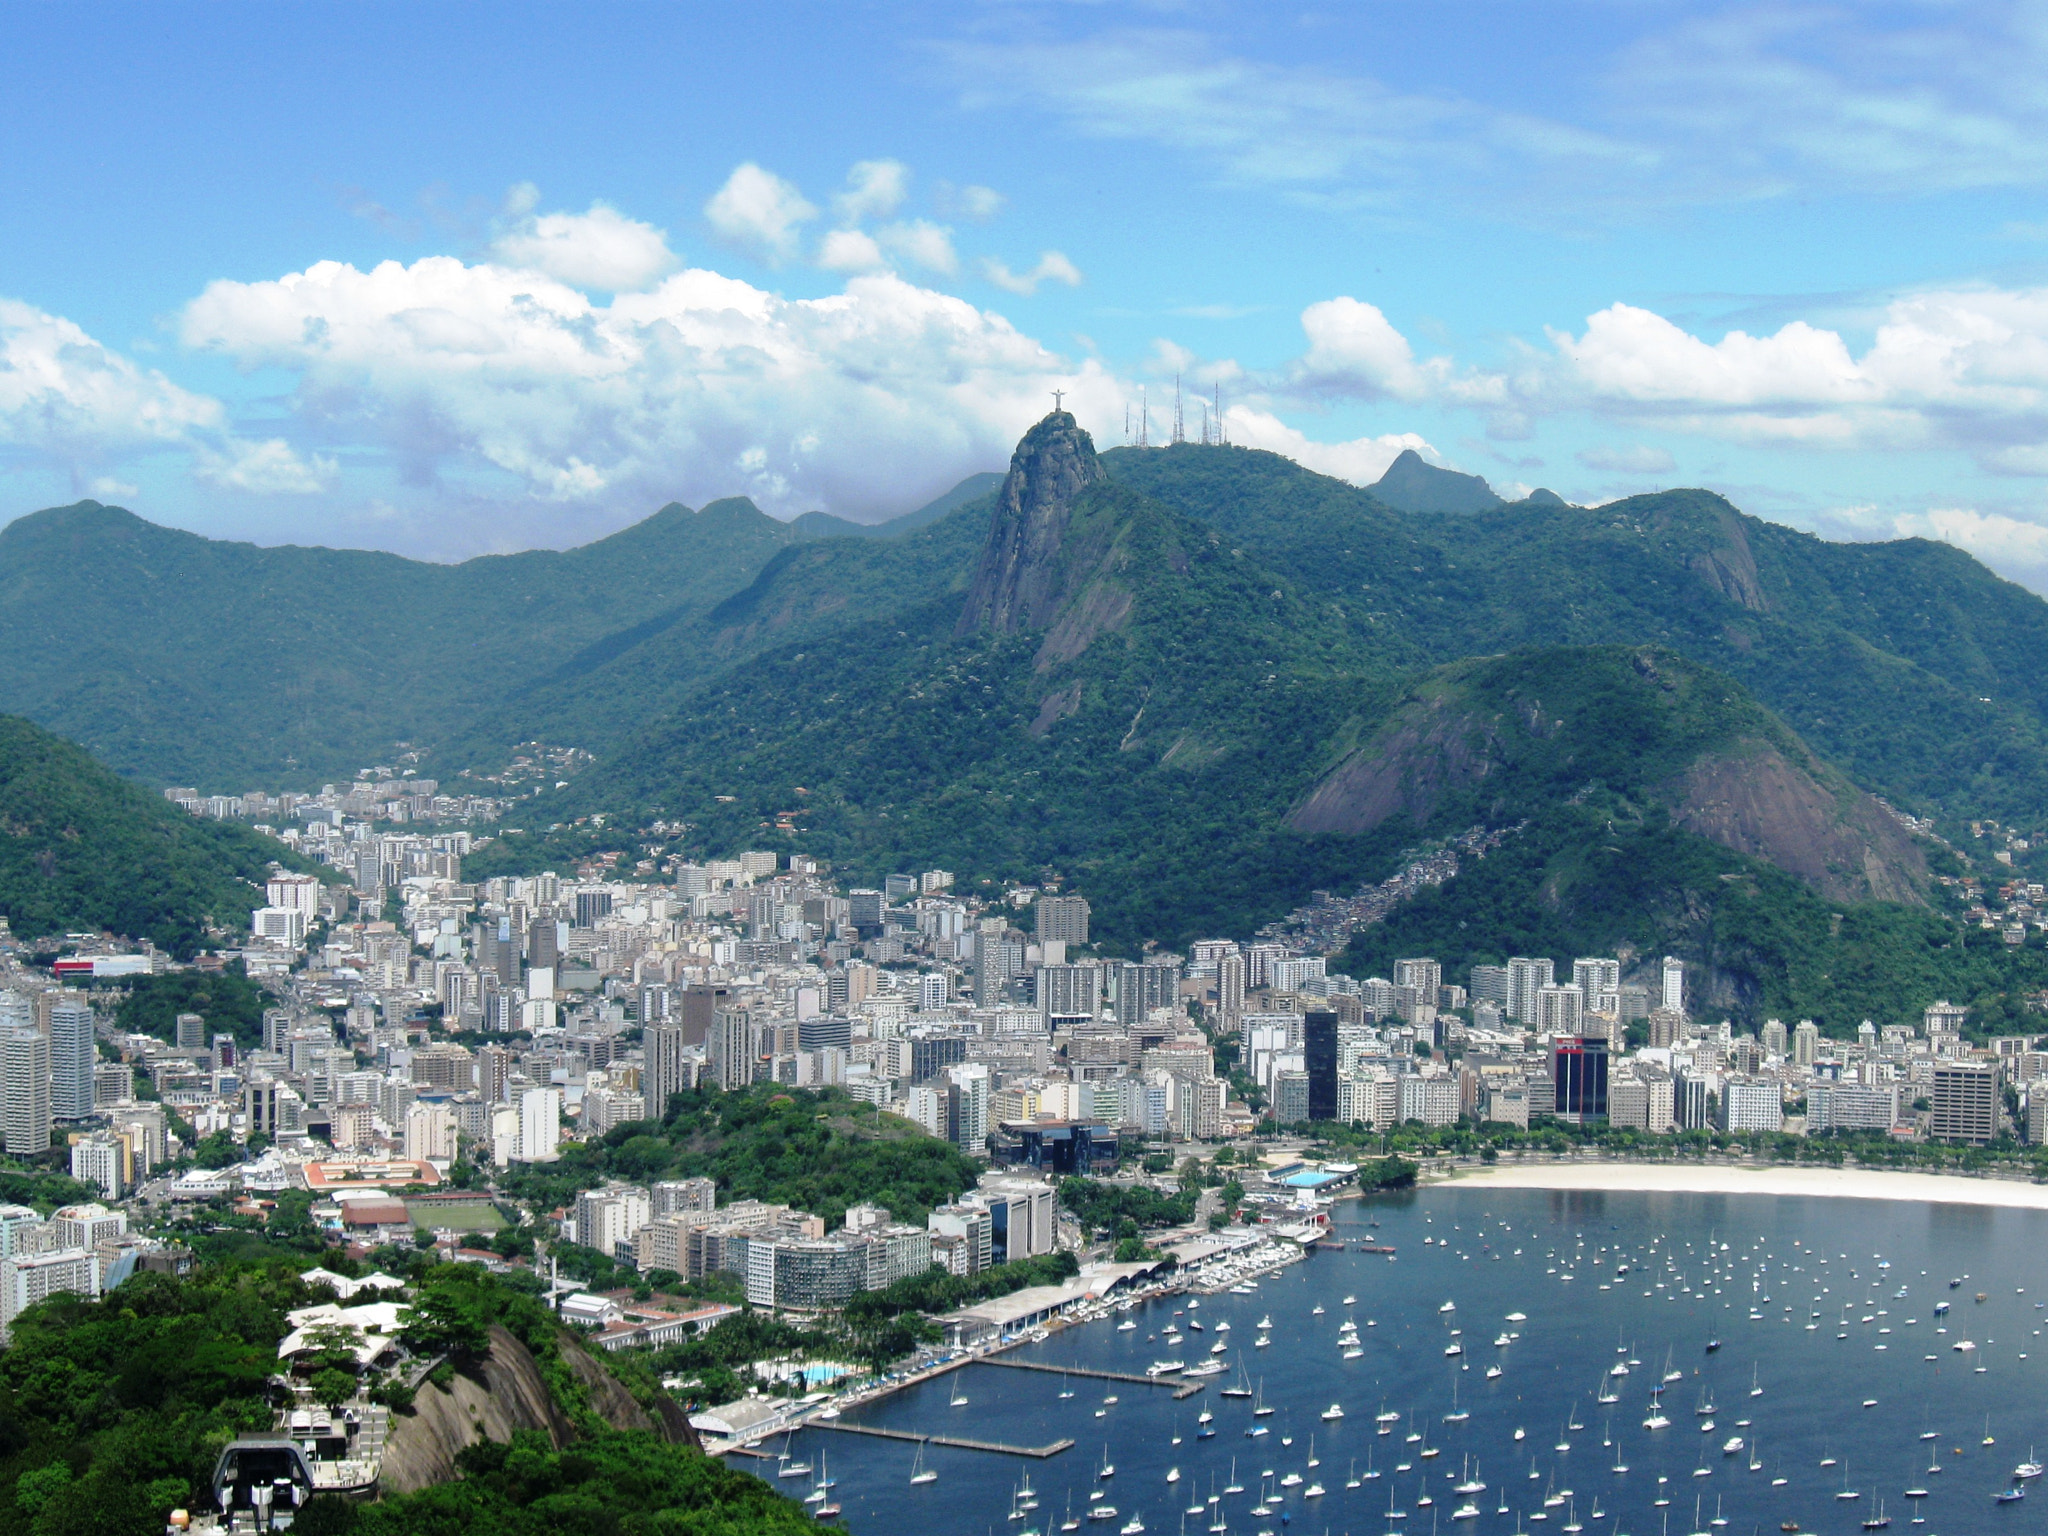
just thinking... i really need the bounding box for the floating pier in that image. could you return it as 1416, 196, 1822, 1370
809, 1421, 1074, 1458
979, 1357, 1208, 1399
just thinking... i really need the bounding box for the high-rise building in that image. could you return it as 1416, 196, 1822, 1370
1760, 1019, 1788, 1059
707, 1009, 757, 1091
680, 984, 731, 1048
1792, 1019, 1822, 1067
1304, 1010, 1339, 1123
1035, 895, 1091, 946
1571, 958, 1621, 1012
1647, 1008, 1686, 1048
1038, 963, 1102, 1027
174, 1011, 206, 1049
1553, 1036, 1609, 1124
1394, 959, 1442, 1003
47, 998, 94, 1122
1660, 956, 1686, 1015
1717, 1077, 1784, 1133
1930, 1062, 2000, 1145
1536, 983, 1585, 1036
1469, 965, 1511, 1009
1272, 1070, 1310, 1126
1506, 957, 1555, 1023
517, 1087, 561, 1162
947, 1063, 990, 1155
644, 1024, 692, 1119
1216, 950, 1246, 1027
0, 1029, 51, 1155
1113, 961, 1181, 1026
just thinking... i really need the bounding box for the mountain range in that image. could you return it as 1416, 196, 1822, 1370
6, 423, 2048, 1023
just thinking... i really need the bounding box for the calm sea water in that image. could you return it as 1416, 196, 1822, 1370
761, 1186, 2048, 1536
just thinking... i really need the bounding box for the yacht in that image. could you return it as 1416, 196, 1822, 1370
909, 1441, 937, 1486
1324, 1404, 1346, 1421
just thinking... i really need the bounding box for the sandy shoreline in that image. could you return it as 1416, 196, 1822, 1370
1438, 1159, 2048, 1210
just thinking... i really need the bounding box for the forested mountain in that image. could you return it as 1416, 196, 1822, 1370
0, 715, 317, 955
13, 413, 2048, 1023
0, 480, 984, 786
1104, 444, 2048, 830
469, 419, 1968, 1026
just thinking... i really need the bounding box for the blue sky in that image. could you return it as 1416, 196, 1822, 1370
9, 3, 2048, 588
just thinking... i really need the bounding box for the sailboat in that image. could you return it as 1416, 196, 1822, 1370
1252, 1380, 1274, 1417
950, 1377, 969, 1408
1060, 1375, 1076, 1400
1221, 1365, 1253, 1400
1748, 1364, 1761, 1398
775, 1428, 812, 1478
1445, 1380, 1470, 1423
909, 1439, 937, 1485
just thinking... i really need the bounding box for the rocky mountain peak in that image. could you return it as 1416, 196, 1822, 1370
955, 410, 1107, 636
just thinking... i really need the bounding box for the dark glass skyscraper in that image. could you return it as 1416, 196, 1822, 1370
1553, 1035, 1609, 1124
1304, 1009, 1339, 1123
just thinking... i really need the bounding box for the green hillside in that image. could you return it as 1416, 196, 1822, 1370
475, 415, 1405, 943
0, 715, 316, 956
1104, 443, 2048, 834
0, 479, 994, 787
475, 421, 1948, 974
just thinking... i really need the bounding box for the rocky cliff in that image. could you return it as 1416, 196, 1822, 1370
380, 1322, 697, 1496
955, 410, 1107, 636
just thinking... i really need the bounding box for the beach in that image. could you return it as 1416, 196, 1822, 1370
1444, 1157, 2048, 1209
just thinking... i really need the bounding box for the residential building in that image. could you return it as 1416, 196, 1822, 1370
0, 1029, 50, 1156
1930, 1062, 2000, 1145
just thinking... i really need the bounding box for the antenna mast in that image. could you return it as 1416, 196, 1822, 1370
1172, 373, 1185, 445
1138, 386, 1149, 448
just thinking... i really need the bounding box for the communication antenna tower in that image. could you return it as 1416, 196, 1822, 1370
1214, 381, 1229, 447
1172, 373, 1185, 445
1138, 386, 1150, 448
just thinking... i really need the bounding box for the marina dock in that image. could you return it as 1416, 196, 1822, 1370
979, 1357, 1208, 1399
810, 1421, 1075, 1458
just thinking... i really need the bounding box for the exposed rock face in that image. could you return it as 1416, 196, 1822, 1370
379, 1323, 698, 1496
956, 411, 1107, 636
1287, 700, 1498, 834
380, 1324, 574, 1495
1669, 744, 1928, 905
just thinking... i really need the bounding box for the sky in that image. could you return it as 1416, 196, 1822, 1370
10, 3, 2048, 589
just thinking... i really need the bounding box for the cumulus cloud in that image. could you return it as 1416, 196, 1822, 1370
704, 163, 817, 263
490, 201, 679, 291
1224, 405, 1434, 486
817, 228, 887, 273
1292, 296, 1505, 407
176, 251, 1132, 521
835, 159, 909, 223
878, 219, 959, 275
1538, 287, 2048, 463
0, 296, 222, 453
982, 251, 1083, 296
0, 296, 326, 494
938, 182, 1006, 221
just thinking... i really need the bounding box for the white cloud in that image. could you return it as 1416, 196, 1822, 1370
0, 296, 222, 454
1292, 296, 1504, 406
1551, 304, 1868, 407
1891, 506, 2048, 592
835, 159, 909, 223
1224, 405, 1434, 486
1576, 444, 1677, 474
878, 219, 959, 276
817, 228, 887, 273
943, 183, 1006, 221
982, 250, 1083, 296
176, 251, 1133, 522
490, 202, 679, 291
704, 163, 817, 263
196, 436, 337, 494
0, 296, 326, 495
